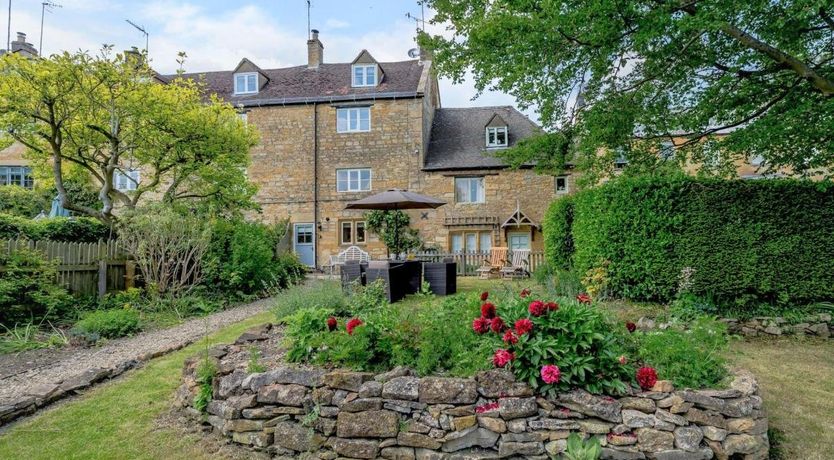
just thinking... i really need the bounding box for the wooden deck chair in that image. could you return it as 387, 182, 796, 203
476, 247, 509, 279
500, 249, 531, 279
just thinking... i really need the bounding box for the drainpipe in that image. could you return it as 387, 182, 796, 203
313, 102, 319, 270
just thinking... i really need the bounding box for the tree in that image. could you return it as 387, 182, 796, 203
421, 1, 834, 180
0, 49, 258, 223
365, 210, 422, 259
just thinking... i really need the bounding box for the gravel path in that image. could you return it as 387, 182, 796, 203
0, 297, 276, 409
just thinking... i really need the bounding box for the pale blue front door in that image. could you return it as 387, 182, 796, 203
293, 223, 315, 267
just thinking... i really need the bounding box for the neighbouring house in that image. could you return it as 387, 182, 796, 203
0, 33, 38, 190
166, 30, 566, 268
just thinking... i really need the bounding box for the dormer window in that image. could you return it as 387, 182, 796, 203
352, 64, 377, 87
234, 72, 258, 95
485, 126, 508, 148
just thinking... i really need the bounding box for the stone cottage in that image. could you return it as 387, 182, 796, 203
166, 30, 566, 268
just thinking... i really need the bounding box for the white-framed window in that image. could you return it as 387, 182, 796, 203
659, 141, 675, 160
352, 64, 377, 87
508, 232, 531, 250
455, 176, 485, 203
234, 72, 258, 95
750, 154, 765, 166
340, 220, 367, 245
614, 149, 629, 169
336, 168, 372, 192
451, 234, 463, 253
337, 107, 371, 133
555, 176, 569, 194
449, 230, 492, 252
115, 169, 140, 191
0, 166, 33, 189
485, 126, 508, 148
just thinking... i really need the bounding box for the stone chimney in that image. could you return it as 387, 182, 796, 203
7, 32, 38, 58
307, 29, 323, 69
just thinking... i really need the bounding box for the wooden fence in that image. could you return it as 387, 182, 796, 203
412, 250, 546, 276
0, 239, 132, 297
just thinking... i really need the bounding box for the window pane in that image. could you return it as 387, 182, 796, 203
356, 222, 366, 243
487, 129, 495, 145
455, 178, 468, 202
451, 234, 463, 252
349, 109, 359, 130
337, 170, 348, 191
496, 128, 507, 145
235, 75, 244, 93
337, 109, 348, 132
0, 167, 7, 185
359, 108, 370, 131
247, 74, 256, 92
341, 222, 352, 244
366, 67, 376, 85
354, 66, 364, 86
465, 233, 477, 252
556, 177, 567, 192
10, 167, 22, 186
480, 233, 492, 252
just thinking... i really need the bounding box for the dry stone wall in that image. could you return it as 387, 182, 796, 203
177, 329, 769, 460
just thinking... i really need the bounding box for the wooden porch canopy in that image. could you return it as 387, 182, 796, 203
501, 201, 540, 229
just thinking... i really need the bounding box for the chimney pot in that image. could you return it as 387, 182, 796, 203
16, 32, 26, 42
307, 30, 324, 69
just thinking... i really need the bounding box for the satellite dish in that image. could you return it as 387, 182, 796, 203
408, 48, 420, 59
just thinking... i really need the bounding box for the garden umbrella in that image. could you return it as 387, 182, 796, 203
344, 189, 446, 211
345, 189, 446, 259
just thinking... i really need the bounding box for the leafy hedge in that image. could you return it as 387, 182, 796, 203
548, 176, 834, 307
542, 197, 574, 270
0, 213, 112, 242
0, 186, 48, 218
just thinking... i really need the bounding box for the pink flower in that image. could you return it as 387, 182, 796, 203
493, 349, 515, 368
540, 365, 561, 384
326, 316, 337, 332
346, 318, 363, 335
520, 288, 531, 298
626, 321, 637, 333
502, 330, 518, 344
514, 318, 533, 336
490, 316, 506, 333
481, 302, 497, 319
475, 402, 499, 414
618, 355, 628, 365
576, 293, 592, 304
480, 291, 489, 301
472, 316, 490, 334
636, 367, 658, 390
528, 300, 546, 317
545, 302, 559, 312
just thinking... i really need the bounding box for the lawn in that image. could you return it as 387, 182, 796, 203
0, 277, 830, 459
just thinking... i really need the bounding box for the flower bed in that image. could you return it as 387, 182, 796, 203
177, 325, 769, 459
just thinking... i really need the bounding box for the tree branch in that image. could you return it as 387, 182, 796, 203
820, 8, 834, 30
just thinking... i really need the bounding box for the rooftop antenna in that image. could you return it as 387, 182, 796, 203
125, 19, 148, 55
405, 1, 426, 33
306, 0, 311, 39
39, 1, 61, 55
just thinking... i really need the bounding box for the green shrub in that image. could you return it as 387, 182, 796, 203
194, 356, 217, 413
0, 185, 47, 218
636, 317, 729, 388
274, 281, 345, 321
543, 196, 574, 270
204, 218, 304, 297
0, 247, 73, 326
0, 213, 111, 242
72, 308, 141, 339
561, 176, 834, 309
564, 432, 602, 460
347, 279, 389, 315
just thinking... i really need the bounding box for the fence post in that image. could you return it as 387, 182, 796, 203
125, 260, 135, 289
98, 259, 107, 298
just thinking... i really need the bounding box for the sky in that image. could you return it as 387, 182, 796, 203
3, 0, 533, 118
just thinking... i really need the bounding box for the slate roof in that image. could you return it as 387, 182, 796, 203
424, 106, 540, 171
163, 60, 424, 107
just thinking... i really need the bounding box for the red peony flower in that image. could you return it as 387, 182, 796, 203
625, 321, 637, 333
636, 366, 658, 390
472, 316, 490, 334
545, 302, 559, 312
481, 302, 497, 319
326, 316, 337, 332
520, 288, 531, 298
480, 291, 489, 301
576, 293, 592, 304
528, 300, 546, 317
618, 355, 628, 365
514, 318, 534, 336
490, 316, 506, 333
540, 365, 561, 384
502, 330, 518, 344
346, 318, 363, 335
493, 349, 515, 368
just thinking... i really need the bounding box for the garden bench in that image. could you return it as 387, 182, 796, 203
327, 245, 369, 275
